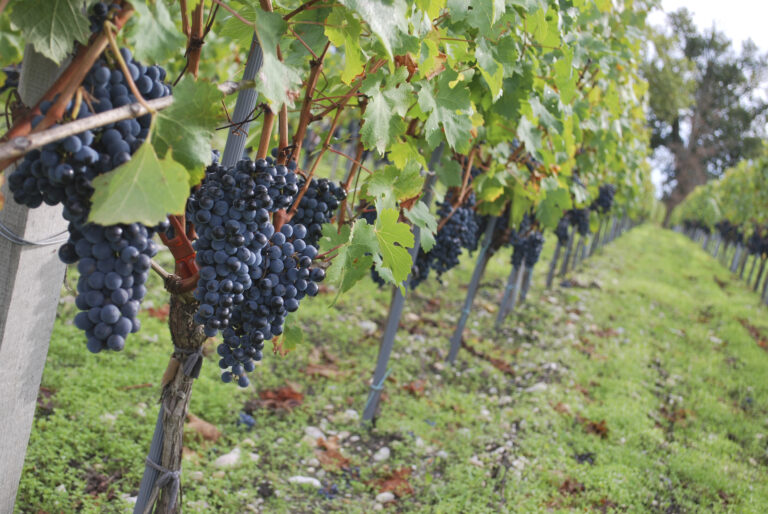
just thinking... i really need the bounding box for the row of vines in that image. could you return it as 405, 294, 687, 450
671, 153, 768, 304
0, 0, 658, 511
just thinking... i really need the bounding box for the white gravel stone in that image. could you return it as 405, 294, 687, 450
525, 382, 547, 393
213, 447, 241, 468
373, 447, 390, 462
376, 492, 396, 503
305, 426, 326, 440
190, 471, 204, 482
358, 320, 378, 335
288, 476, 321, 488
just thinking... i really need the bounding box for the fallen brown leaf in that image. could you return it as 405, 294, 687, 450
738, 318, 768, 352
559, 478, 585, 496
303, 362, 342, 379
186, 413, 222, 442
574, 414, 609, 439
315, 436, 349, 470
403, 380, 426, 397
370, 467, 414, 497
461, 339, 514, 376
248, 385, 304, 412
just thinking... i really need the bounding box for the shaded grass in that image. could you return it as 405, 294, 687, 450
16, 225, 768, 512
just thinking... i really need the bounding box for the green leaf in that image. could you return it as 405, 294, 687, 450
153, 78, 222, 182
388, 140, 428, 170
374, 208, 415, 289
466, 0, 505, 35
436, 159, 463, 187
475, 38, 503, 100
89, 141, 189, 226
361, 69, 413, 154
536, 177, 571, 229
128, 1, 186, 64
220, 6, 257, 48
517, 115, 542, 155
325, 10, 365, 84
278, 316, 304, 352
417, 71, 472, 152
325, 220, 378, 303
254, 12, 302, 106
404, 201, 437, 252
340, 0, 410, 59
365, 162, 424, 207
10, 0, 91, 64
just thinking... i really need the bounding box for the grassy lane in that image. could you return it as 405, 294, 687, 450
17, 225, 768, 512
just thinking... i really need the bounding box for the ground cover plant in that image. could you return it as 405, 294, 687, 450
18, 226, 768, 512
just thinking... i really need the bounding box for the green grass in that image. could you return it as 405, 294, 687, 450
16, 225, 768, 513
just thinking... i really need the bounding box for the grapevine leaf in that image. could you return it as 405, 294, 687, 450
436, 159, 463, 187
325, 10, 365, 84
475, 38, 503, 100
325, 220, 378, 303
517, 115, 541, 157
339, 0, 411, 59
466, 0, 505, 35
254, 12, 302, 106
279, 317, 304, 353
361, 69, 412, 154
89, 142, 189, 226
404, 201, 438, 252
388, 140, 428, 170
417, 71, 472, 152
220, 6, 257, 48
365, 162, 424, 207
536, 177, 571, 229
374, 207, 415, 290
10, 0, 91, 64
128, 1, 186, 63
153, 78, 222, 182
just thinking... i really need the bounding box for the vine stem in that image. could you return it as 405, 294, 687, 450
104, 22, 154, 114
256, 107, 275, 159
0, 78, 249, 164
211, 0, 255, 26
291, 42, 331, 164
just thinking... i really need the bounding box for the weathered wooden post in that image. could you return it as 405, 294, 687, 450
0, 46, 70, 512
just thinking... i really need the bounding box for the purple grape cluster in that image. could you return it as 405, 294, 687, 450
289, 178, 346, 246
411, 195, 480, 287
188, 157, 325, 387
7, 49, 170, 353
590, 184, 616, 214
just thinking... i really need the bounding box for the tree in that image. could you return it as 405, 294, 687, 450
643, 8, 768, 218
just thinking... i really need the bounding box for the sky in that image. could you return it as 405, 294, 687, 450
646, 0, 768, 53
645, 1, 768, 195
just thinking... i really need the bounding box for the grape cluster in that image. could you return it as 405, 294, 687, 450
554, 216, 570, 245
88, 2, 120, 32
590, 184, 616, 214
510, 233, 526, 268
8, 49, 171, 353
715, 220, 743, 245
570, 208, 590, 237
289, 178, 346, 246
188, 157, 325, 387
523, 231, 545, 267
411, 195, 480, 287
